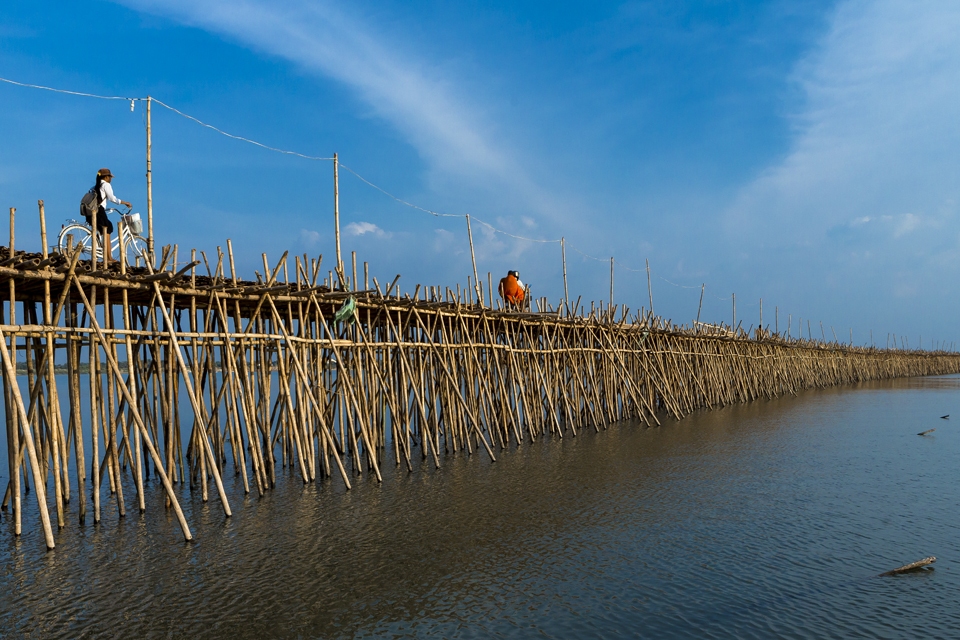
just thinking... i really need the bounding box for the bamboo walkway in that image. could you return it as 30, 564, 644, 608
3, 216, 960, 551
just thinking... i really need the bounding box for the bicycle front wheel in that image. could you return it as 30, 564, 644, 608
124, 235, 149, 268
58, 223, 94, 259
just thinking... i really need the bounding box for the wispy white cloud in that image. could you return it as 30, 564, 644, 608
299, 228, 321, 245
892, 212, 919, 238
433, 228, 462, 254
345, 221, 389, 238
118, 0, 560, 225
725, 0, 960, 250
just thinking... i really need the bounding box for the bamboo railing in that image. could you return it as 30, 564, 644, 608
3, 213, 959, 551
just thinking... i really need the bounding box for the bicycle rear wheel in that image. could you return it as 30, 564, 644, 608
58, 223, 95, 259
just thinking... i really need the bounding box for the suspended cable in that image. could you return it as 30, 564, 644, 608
339, 163, 461, 218
656, 275, 702, 290
0, 75, 137, 101
1, 73, 753, 311
569, 246, 607, 262
471, 217, 560, 243
152, 98, 334, 161
613, 258, 644, 273
341, 163, 561, 242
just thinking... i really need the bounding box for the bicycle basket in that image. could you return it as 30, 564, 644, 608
123, 213, 143, 235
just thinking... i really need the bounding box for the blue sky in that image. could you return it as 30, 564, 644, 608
1, 0, 958, 347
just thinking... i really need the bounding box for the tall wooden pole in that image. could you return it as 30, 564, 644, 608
609, 257, 614, 311
466, 215, 482, 305
645, 259, 654, 320
146, 96, 154, 263
696, 283, 704, 331
6, 207, 18, 536
351, 251, 358, 292
38, 200, 47, 263
334, 152, 342, 275
0, 328, 55, 549
561, 237, 569, 316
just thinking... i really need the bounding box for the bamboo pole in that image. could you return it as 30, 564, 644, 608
609, 257, 614, 311
646, 259, 653, 319
149, 282, 231, 516
146, 96, 154, 262
466, 215, 482, 306
334, 152, 341, 274
68, 274, 193, 540
0, 327, 55, 549
6, 207, 19, 536
561, 237, 569, 316
0, 205, 959, 547
696, 284, 704, 331
40, 201, 69, 524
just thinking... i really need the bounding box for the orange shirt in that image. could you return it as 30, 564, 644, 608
498, 275, 525, 306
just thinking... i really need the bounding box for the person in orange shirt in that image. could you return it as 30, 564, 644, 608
498, 270, 525, 309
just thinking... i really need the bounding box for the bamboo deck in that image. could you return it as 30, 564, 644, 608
4, 215, 960, 550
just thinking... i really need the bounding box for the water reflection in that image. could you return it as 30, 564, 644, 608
3, 376, 960, 638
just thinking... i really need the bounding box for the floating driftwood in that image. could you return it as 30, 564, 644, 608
879, 556, 936, 576
918, 429, 936, 436
4, 203, 960, 551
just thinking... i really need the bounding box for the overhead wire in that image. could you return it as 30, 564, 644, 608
340, 163, 562, 244
470, 217, 560, 243
152, 98, 334, 162
570, 246, 607, 262
613, 258, 644, 273
0, 75, 590, 249
0, 76, 136, 101
338, 163, 460, 218
0, 74, 754, 315
656, 275, 702, 290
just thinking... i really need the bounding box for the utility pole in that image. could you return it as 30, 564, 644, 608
466, 215, 482, 305
561, 237, 569, 316
646, 259, 654, 320
334, 152, 342, 276
695, 284, 704, 331
609, 257, 614, 310
146, 96, 154, 263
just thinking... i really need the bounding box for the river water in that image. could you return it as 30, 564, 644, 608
2, 375, 960, 638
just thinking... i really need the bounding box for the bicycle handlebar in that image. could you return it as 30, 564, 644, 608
105, 205, 132, 215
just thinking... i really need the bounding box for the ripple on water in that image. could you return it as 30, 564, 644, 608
2, 376, 960, 638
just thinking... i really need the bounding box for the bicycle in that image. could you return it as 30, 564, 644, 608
58, 206, 149, 267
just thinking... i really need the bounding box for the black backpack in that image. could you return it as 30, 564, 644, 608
80, 184, 100, 218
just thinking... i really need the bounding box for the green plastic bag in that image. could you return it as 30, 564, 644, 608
334, 296, 356, 325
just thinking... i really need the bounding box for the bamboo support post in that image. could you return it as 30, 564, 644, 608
0, 204, 957, 549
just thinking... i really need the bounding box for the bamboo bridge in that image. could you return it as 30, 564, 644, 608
3, 209, 960, 551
